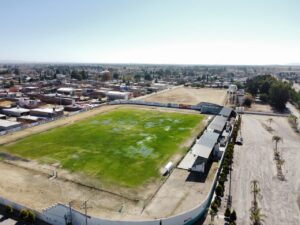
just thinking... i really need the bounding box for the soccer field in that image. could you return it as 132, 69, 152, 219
2, 108, 204, 187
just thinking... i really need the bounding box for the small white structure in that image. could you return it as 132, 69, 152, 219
0, 119, 21, 131
163, 161, 173, 175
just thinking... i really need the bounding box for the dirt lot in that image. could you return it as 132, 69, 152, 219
0, 104, 207, 220
142, 87, 227, 105
226, 115, 299, 225
245, 103, 274, 113
143, 163, 218, 218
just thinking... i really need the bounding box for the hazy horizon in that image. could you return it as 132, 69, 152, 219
1, 0, 299, 65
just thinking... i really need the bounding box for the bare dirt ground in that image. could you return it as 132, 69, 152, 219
204, 115, 300, 225
234, 115, 300, 225
245, 103, 274, 113
0, 161, 149, 220
142, 87, 227, 105
0, 104, 207, 219
143, 163, 218, 219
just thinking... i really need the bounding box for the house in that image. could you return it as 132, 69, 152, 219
0, 119, 21, 131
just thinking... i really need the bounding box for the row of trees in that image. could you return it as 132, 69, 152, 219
4, 205, 35, 223
245, 75, 300, 111
209, 116, 241, 224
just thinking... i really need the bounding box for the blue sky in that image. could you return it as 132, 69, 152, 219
0, 0, 299, 64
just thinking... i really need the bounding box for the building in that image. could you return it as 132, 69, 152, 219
207, 115, 228, 134
2, 107, 30, 117
30, 108, 64, 118
106, 91, 131, 101
178, 131, 220, 173
0, 119, 21, 131
219, 107, 234, 118
39, 94, 75, 105
198, 102, 223, 114
57, 87, 75, 96
17, 115, 40, 124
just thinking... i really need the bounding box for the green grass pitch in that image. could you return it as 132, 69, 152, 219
1, 108, 204, 187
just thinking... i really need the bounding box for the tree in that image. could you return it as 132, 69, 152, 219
215, 184, 224, 198
113, 72, 120, 80
134, 74, 141, 82
19, 209, 29, 220
230, 210, 237, 222
144, 73, 152, 81
250, 208, 265, 225
243, 95, 253, 107
209, 204, 218, 225
27, 211, 36, 223
272, 135, 282, 152
269, 82, 289, 111
5, 205, 13, 216
224, 207, 231, 218
259, 93, 269, 103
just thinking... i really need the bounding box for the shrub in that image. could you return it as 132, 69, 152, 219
19, 209, 29, 220
5, 205, 13, 216
224, 207, 231, 218
27, 210, 36, 222
230, 210, 237, 222
243, 95, 253, 107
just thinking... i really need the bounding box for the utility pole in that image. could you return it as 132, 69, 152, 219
81, 200, 92, 225
68, 201, 73, 225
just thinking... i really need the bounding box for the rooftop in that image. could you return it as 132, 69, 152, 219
0, 119, 20, 128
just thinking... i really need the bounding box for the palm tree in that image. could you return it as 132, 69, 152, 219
250, 180, 260, 208
250, 207, 265, 225
272, 135, 282, 152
